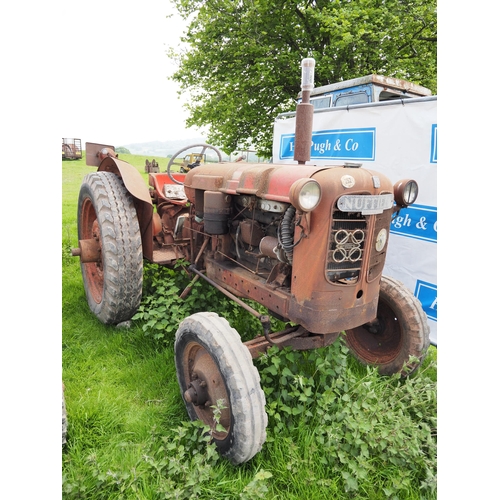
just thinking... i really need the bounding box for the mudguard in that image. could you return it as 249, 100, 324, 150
98, 156, 152, 205
97, 156, 154, 260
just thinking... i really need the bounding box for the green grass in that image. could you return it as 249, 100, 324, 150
62, 154, 437, 499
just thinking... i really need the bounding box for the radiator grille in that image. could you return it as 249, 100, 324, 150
326, 211, 367, 283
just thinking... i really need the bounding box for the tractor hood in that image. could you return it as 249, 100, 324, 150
183, 162, 330, 203
183, 161, 395, 205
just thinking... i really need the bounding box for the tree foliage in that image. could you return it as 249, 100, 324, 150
115, 146, 131, 154
169, 0, 437, 157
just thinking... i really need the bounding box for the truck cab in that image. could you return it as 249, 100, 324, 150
300, 74, 432, 110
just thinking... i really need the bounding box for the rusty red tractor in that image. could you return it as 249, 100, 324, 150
72, 59, 430, 464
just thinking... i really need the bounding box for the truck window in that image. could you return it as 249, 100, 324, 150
310, 95, 332, 109
334, 92, 369, 107
379, 90, 412, 101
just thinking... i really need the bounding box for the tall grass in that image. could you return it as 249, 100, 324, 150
62, 153, 437, 499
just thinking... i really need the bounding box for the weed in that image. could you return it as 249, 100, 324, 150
209, 398, 228, 435
132, 260, 284, 345
255, 339, 437, 497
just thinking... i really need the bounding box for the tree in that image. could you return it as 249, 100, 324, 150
116, 147, 131, 154
169, 0, 437, 157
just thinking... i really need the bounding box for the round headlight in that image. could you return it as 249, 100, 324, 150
375, 228, 388, 252
393, 179, 418, 207
289, 179, 322, 212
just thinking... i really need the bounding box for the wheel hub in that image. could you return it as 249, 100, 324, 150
363, 317, 386, 335
184, 377, 209, 406
181, 343, 231, 436
346, 299, 402, 364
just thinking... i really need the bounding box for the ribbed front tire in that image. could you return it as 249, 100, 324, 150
175, 312, 267, 464
345, 276, 430, 375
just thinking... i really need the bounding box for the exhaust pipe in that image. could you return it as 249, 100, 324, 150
294, 58, 315, 165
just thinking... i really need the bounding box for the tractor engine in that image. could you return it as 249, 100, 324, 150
231, 194, 292, 275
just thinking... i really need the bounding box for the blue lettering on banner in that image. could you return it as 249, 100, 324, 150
415, 280, 437, 321
279, 127, 376, 161
430, 124, 437, 163
390, 204, 437, 243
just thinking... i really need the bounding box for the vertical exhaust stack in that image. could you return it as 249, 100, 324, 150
294, 58, 315, 165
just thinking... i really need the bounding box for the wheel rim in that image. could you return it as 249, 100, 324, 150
181, 341, 231, 440
346, 298, 403, 364
80, 198, 104, 304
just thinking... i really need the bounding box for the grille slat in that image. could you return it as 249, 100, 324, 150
326, 211, 367, 283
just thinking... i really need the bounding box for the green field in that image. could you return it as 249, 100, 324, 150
62, 153, 437, 499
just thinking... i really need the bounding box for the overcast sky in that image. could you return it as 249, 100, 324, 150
58, 1, 203, 146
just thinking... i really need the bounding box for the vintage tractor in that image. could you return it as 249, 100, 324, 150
71, 59, 430, 464
144, 159, 159, 173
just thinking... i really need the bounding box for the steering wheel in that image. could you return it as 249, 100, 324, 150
167, 143, 223, 185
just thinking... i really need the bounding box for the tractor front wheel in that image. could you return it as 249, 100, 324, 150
345, 276, 430, 376
174, 312, 267, 464
77, 171, 143, 324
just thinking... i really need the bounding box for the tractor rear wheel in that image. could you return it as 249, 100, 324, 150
345, 276, 430, 376
174, 312, 267, 464
77, 171, 143, 324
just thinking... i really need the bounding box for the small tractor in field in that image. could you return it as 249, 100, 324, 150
71, 59, 430, 464
166, 146, 212, 173
181, 152, 204, 172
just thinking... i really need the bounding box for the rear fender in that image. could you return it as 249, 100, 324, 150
98, 156, 154, 260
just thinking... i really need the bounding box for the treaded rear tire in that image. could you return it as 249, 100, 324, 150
175, 312, 267, 464
345, 275, 430, 375
77, 171, 143, 324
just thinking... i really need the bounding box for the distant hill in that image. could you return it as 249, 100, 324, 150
120, 138, 209, 157
119, 138, 269, 163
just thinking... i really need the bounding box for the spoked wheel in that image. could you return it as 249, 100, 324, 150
167, 143, 223, 185
345, 276, 430, 376
175, 312, 267, 464
77, 171, 143, 324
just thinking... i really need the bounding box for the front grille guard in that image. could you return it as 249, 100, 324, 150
326, 210, 367, 283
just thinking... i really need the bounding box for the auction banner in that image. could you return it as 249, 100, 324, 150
273, 97, 437, 344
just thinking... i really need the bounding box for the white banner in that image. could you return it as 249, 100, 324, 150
273, 97, 437, 344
